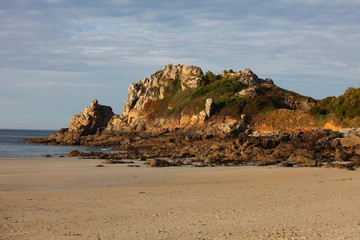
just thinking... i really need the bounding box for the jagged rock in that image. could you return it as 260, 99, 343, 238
25, 100, 114, 145
262, 78, 274, 85
161, 64, 203, 91
220, 68, 275, 86
220, 68, 272, 86
122, 83, 143, 115
105, 115, 128, 132
236, 87, 257, 97
217, 116, 247, 135
122, 64, 203, 116
113, 65, 279, 130
68, 99, 114, 136
123, 78, 159, 118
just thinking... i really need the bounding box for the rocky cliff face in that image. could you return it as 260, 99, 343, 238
123, 64, 203, 116
120, 64, 283, 127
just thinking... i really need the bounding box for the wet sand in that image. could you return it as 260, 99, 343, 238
1, 157, 360, 239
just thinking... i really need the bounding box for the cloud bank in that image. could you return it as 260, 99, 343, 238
1, 0, 360, 128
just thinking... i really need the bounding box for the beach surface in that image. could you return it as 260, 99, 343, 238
1, 157, 360, 240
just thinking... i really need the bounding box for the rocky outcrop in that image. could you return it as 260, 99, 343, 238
57, 127, 360, 170
282, 96, 315, 111
220, 68, 274, 86
216, 116, 247, 135
236, 87, 257, 97
27, 100, 115, 145
105, 115, 128, 132
34, 64, 319, 140
68, 99, 114, 136
120, 64, 279, 130
123, 64, 203, 116
157, 64, 203, 91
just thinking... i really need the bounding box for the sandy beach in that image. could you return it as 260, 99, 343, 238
1, 157, 360, 240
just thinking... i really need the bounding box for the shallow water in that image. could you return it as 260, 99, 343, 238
0, 129, 107, 158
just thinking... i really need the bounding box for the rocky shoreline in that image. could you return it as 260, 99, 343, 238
23, 64, 360, 170
26, 127, 360, 170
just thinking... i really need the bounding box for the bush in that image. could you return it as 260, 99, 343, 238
199, 71, 219, 86
213, 95, 275, 116
309, 87, 360, 119
192, 77, 247, 99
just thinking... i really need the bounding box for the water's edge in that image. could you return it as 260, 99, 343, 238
0, 129, 107, 159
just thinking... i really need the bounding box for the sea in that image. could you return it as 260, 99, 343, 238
0, 129, 107, 159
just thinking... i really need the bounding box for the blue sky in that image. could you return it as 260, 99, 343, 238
1, 0, 360, 129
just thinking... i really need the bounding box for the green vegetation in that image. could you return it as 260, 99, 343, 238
191, 75, 280, 116
309, 87, 360, 118
142, 67, 360, 128
192, 77, 247, 99
145, 70, 327, 121
309, 87, 360, 127
214, 95, 275, 116
198, 71, 219, 87
255, 84, 312, 108
162, 76, 181, 98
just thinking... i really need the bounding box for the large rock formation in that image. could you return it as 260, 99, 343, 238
53, 64, 318, 138
119, 64, 285, 129
28, 64, 348, 143
23, 64, 360, 171
68, 99, 114, 136
37, 99, 114, 145
123, 64, 203, 116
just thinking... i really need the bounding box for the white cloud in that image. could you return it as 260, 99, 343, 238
1, 0, 360, 128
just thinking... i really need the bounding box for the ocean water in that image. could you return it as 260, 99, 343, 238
0, 129, 106, 158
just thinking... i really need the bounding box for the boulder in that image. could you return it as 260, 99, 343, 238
149, 159, 171, 167
287, 154, 317, 167
217, 116, 246, 135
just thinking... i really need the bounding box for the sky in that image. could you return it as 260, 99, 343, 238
1, 0, 360, 130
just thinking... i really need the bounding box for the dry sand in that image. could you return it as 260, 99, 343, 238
1, 157, 360, 240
